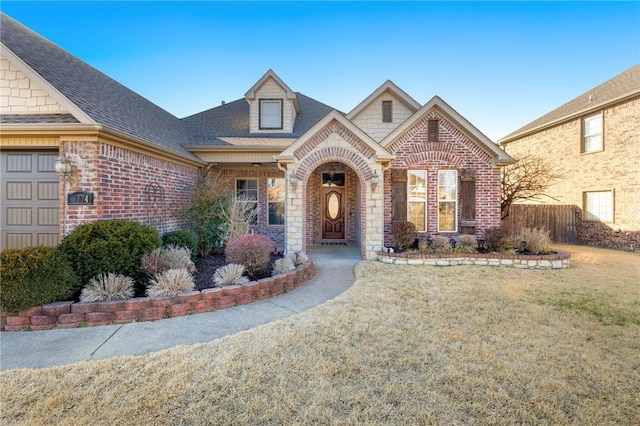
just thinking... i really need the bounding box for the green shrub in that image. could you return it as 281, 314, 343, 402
162, 230, 197, 257
225, 234, 274, 277
1, 246, 79, 313
392, 221, 417, 251
518, 227, 552, 255
59, 220, 161, 285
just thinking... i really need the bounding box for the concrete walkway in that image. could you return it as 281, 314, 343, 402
0, 245, 361, 371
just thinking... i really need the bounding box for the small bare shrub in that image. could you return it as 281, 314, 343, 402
80, 273, 134, 303
219, 193, 259, 243
141, 246, 195, 277
417, 239, 430, 253
225, 234, 274, 277
272, 258, 295, 276
457, 234, 478, 251
483, 227, 512, 252
430, 236, 451, 252
518, 227, 552, 254
392, 221, 417, 251
146, 268, 195, 297
213, 264, 249, 286
294, 252, 308, 266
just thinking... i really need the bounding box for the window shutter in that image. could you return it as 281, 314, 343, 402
382, 101, 392, 123
428, 120, 438, 142
460, 168, 476, 234
392, 168, 407, 221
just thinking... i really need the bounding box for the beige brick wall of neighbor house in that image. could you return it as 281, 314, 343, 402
249, 77, 296, 133
351, 92, 415, 142
503, 98, 640, 250
0, 56, 67, 114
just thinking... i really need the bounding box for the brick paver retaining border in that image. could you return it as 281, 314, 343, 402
1, 262, 315, 332
378, 251, 570, 269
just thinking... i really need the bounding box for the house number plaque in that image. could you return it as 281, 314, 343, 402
67, 191, 94, 205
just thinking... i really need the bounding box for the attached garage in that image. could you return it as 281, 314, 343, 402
1, 151, 60, 249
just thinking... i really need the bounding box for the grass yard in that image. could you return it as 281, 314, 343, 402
1, 245, 638, 425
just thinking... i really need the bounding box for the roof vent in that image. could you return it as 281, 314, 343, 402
588, 94, 593, 103
221, 100, 226, 105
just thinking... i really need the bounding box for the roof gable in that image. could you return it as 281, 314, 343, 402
244, 69, 299, 112
500, 64, 640, 143
381, 96, 514, 165
346, 80, 421, 120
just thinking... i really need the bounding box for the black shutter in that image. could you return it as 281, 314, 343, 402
382, 101, 392, 123
428, 120, 438, 142
460, 168, 476, 234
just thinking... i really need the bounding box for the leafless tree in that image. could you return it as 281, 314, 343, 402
501, 151, 564, 219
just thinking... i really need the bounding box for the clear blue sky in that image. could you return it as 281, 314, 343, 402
2, 1, 639, 140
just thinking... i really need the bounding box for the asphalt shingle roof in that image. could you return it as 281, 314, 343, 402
500, 64, 640, 142
0, 13, 197, 159
0, 114, 80, 124
181, 93, 336, 146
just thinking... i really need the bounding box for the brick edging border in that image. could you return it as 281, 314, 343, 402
378, 251, 571, 269
1, 262, 315, 332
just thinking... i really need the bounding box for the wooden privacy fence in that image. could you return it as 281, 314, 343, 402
502, 204, 579, 244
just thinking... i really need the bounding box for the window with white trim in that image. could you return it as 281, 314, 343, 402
582, 113, 602, 153
438, 170, 457, 232
267, 178, 285, 225
236, 179, 258, 225
407, 170, 426, 231
259, 99, 283, 129
584, 191, 613, 222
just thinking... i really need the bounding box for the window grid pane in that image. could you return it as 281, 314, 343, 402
260, 100, 282, 129
582, 114, 602, 152
584, 191, 612, 222
407, 170, 426, 231
236, 179, 258, 225
438, 170, 457, 231
267, 178, 285, 225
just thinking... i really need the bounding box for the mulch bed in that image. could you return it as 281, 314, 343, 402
193, 253, 283, 291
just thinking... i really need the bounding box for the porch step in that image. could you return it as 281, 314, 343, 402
318, 240, 349, 246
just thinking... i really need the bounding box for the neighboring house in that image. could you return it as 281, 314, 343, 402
499, 64, 640, 251
0, 13, 514, 259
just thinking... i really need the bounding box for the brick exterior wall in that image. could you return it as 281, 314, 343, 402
384, 111, 502, 245
502, 97, 640, 251
60, 140, 199, 236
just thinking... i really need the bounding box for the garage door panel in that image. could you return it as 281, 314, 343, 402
2, 151, 59, 250
37, 182, 58, 200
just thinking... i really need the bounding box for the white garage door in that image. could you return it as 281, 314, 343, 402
1, 151, 60, 250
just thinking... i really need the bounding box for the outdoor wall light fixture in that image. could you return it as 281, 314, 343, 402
370, 171, 380, 190
54, 155, 72, 177
289, 171, 298, 186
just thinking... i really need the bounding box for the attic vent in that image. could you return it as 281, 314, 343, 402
221, 100, 226, 105
428, 119, 439, 142
382, 101, 392, 123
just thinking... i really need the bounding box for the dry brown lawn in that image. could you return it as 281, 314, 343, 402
1, 245, 639, 425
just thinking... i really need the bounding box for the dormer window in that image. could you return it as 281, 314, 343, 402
382, 100, 392, 122
260, 99, 283, 130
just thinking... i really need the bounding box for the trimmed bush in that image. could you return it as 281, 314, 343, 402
272, 258, 295, 276
59, 220, 161, 285
212, 264, 249, 286
430, 236, 451, 252
141, 246, 196, 277
1, 246, 79, 313
225, 234, 274, 277
162, 230, 197, 257
80, 273, 134, 303
457, 234, 478, 251
518, 227, 552, 255
483, 227, 512, 253
146, 268, 195, 297
392, 221, 417, 252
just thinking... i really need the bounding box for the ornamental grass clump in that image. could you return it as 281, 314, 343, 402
225, 234, 274, 277
161, 230, 198, 258
80, 273, 134, 303
430, 235, 451, 252
146, 268, 195, 297
272, 258, 295, 276
141, 246, 196, 277
518, 227, 552, 255
457, 234, 478, 251
212, 264, 249, 286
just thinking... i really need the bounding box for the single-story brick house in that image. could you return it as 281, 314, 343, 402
0, 13, 514, 259
499, 64, 639, 251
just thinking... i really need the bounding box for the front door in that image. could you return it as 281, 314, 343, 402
322, 187, 345, 239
